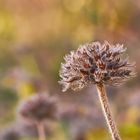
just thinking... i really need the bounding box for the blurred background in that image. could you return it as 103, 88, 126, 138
0, 0, 140, 140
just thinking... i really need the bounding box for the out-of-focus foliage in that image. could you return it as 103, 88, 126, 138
0, 0, 140, 140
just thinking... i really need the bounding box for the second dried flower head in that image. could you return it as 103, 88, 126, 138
59, 41, 135, 92
18, 93, 58, 123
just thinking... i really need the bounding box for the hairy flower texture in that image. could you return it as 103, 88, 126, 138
59, 41, 135, 91
19, 94, 58, 123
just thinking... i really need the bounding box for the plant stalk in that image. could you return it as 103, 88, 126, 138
96, 83, 121, 140
37, 121, 46, 140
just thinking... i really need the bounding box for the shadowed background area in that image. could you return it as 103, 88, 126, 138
0, 0, 140, 140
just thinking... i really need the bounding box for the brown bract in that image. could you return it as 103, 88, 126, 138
59, 41, 135, 92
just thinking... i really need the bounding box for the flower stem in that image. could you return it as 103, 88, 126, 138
96, 84, 122, 140
37, 122, 46, 140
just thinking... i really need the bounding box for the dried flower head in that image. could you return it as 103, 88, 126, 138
59, 41, 135, 91
18, 93, 58, 123
1, 128, 20, 140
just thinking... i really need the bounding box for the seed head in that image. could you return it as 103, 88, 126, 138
1, 128, 20, 140
59, 41, 135, 92
18, 93, 58, 123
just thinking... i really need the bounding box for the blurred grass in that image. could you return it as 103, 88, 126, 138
0, 88, 18, 126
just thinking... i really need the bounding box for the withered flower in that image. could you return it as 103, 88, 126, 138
59, 41, 135, 92
59, 41, 136, 140
19, 94, 57, 122
18, 93, 58, 140
0, 128, 20, 140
